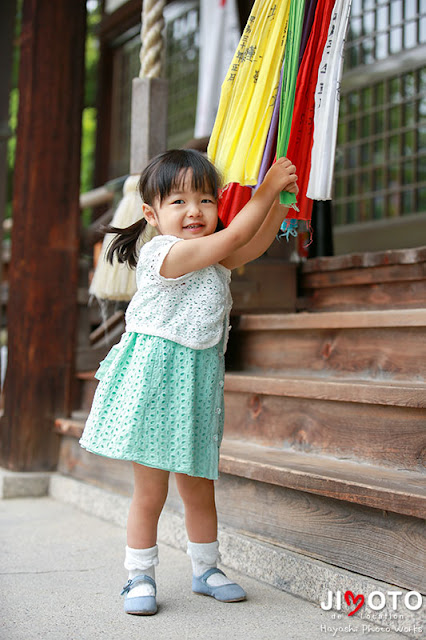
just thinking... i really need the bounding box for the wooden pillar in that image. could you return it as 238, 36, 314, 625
0, 0, 87, 471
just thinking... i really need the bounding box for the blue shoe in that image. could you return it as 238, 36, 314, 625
121, 575, 158, 615
192, 568, 247, 603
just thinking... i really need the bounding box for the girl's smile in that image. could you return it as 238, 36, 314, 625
143, 177, 219, 240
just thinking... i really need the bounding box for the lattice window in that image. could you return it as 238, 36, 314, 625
334, 0, 426, 225
107, 3, 200, 177
347, 0, 426, 64
165, 2, 200, 148
109, 32, 141, 178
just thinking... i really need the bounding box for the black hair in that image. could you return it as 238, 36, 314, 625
105, 149, 222, 268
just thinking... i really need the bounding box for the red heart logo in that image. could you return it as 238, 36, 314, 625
344, 590, 365, 616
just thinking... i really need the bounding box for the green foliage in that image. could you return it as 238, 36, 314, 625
80, 107, 97, 227
5, 89, 19, 221
80, 1, 101, 215
85, 3, 101, 109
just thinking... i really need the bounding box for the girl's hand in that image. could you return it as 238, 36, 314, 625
285, 181, 299, 196
263, 157, 298, 195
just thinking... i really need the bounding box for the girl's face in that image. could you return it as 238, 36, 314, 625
143, 172, 219, 239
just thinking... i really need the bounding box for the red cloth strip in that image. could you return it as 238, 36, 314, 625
285, 0, 336, 222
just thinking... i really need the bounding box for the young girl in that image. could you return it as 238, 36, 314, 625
79, 149, 298, 616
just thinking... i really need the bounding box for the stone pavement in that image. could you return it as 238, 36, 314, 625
0, 496, 415, 640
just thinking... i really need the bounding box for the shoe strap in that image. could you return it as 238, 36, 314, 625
121, 574, 157, 596
199, 567, 226, 583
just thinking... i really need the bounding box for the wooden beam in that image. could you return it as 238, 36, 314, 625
0, 0, 87, 471
235, 308, 426, 330
130, 78, 168, 175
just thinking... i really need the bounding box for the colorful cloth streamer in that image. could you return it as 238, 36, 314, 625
299, 0, 319, 66
307, 0, 353, 200
254, 65, 282, 192
284, 0, 337, 226
218, 183, 252, 227
256, 0, 317, 194
208, 0, 291, 187
208, 0, 352, 241
276, 0, 306, 209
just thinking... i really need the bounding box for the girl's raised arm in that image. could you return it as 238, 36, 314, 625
220, 186, 298, 271
159, 158, 297, 279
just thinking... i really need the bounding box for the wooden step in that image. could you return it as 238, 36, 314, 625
230, 259, 296, 314
55, 431, 425, 593
54, 416, 425, 519
225, 372, 426, 408
219, 439, 426, 519
54, 415, 85, 439
234, 308, 426, 329
302, 246, 426, 272
300, 246, 426, 311
75, 372, 99, 412
227, 309, 426, 381
65, 367, 426, 471
224, 373, 426, 470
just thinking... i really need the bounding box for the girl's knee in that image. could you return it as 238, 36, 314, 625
132, 463, 169, 504
175, 474, 215, 506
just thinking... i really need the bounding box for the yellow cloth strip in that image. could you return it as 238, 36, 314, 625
208, 0, 291, 187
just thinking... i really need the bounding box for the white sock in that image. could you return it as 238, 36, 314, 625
124, 545, 159, 598
187, 540, 233, 587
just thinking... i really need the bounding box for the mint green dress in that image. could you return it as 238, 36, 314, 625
79, 331, 225, 480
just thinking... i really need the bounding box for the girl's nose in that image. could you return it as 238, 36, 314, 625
187, 203, 202, 216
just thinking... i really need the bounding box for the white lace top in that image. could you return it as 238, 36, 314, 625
125, 235, 232, 352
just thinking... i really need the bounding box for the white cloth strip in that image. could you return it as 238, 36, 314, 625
306, 0, 352, 200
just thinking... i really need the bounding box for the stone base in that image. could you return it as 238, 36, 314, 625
0, 467, 50, 498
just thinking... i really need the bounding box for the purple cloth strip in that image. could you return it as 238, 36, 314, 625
254, 66, 283, 190
255, 0, 318, 190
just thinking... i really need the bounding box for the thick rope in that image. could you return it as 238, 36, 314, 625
140, 0, 166, 78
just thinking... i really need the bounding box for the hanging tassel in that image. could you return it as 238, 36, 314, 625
89, 175, 158, 301
278, 217, 298, 241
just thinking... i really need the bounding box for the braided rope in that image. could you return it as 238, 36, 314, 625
140, 0, 166, 78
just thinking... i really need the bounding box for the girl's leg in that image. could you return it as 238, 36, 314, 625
127, 463, 170, 548
175, 473, 246, 600
123, 464, 169, 612
174, 473, 217, 543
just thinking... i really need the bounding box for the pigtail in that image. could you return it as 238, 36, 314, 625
105, 218, 147, 269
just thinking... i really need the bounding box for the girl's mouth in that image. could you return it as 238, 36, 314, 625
184, 224, 204, 230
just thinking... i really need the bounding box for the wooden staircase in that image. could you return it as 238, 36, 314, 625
55, 247, 426, 596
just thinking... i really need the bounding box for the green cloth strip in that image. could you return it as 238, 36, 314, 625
277, 0, 306, 208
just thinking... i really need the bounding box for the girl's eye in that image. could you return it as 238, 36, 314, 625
172, 199, 184, 205
201, 198, 214, 204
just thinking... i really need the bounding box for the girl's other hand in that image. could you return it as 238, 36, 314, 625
263, 157, 298, 195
